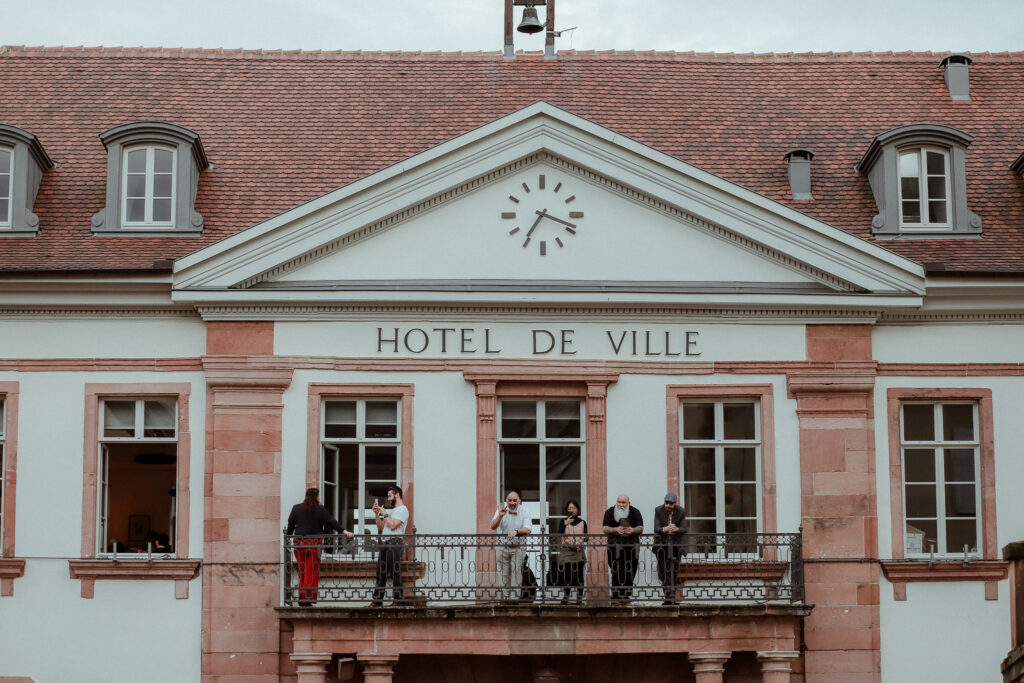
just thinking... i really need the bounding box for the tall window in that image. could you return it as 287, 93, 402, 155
498, 400, 585, 533
121, 145, 176, 227
0, 146, 11, 227
898, 147, 951, 229
901, 402, 980, 556
679, 400, 761, 536
321, 400, 401, 534
98, 398, 178, 555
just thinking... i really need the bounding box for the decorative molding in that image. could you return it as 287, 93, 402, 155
0, 558, 25, 596
195, 303, 883, 322
0, 308, 199, 319
68, 559, 201, 598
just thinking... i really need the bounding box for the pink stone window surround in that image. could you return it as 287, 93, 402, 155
80, 384, 192, 561
885, 387, 1001, 599
667, 385, 777, 537
306, 384, 415, 531
0, 382, 23, 596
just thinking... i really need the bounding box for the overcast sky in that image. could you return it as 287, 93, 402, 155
2, 0, 1022, 53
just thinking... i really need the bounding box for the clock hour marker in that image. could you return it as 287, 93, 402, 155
555, 237, 564, 247
509, 195, 520, 203
569, 211, 584, 218
539, 174, 545, 189
564, 227, 576, 235
522, 182, 531, 193
540, 241, 547, 255
522, 237, 531, 248
501, 212, 517, 219
554, 182, 562, 193
509, 227, 520, 235
564, 195, 576, 204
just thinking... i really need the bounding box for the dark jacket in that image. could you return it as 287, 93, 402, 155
653, 504, 688, 553
286, 503, 346, 536
602, 505, 644, 544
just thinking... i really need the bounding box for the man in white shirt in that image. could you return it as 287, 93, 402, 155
370, 485, 410, 607
489, 491, 532, 603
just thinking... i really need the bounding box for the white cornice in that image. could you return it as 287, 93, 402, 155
172, 102, 925, 299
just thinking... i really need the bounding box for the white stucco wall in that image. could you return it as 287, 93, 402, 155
874, 322, 1024, 363
0, 371, 205, 683
0, 316, 205, 358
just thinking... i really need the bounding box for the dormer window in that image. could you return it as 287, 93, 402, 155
0, 124, 55, 235
92, 121, 208, 233
122, 145, 176, 228
857, 124, 980, 237
898, 147, 950, 229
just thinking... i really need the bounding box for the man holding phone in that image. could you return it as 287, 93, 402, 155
370, 485, 409, 607
490, 491, 532, 603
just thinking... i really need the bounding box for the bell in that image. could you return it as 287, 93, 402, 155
517, 6, 544, 34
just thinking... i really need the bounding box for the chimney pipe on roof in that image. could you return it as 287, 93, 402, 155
783, 149, 815, 201
940, 53, 972, 101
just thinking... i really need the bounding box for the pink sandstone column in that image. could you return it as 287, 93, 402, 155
290, 652, 332, 683
688, 651, 731, 683
787, 324, 880, 682
757, 650, 800, 683
201, 322, 294, 682
358, 653, 400, 683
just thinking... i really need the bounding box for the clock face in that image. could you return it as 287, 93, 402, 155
501, 173, 584, 256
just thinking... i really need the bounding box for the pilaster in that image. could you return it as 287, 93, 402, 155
787, 324, 880, 682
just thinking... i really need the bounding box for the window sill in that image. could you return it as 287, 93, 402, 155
880, 559, 1008, 601
0, 229, 40, 238
873, 232, 982, 241
68, 558, 201, 599
0, 558, 26, 596
91, 228, 203, 237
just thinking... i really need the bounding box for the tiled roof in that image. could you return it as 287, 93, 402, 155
2, 46, 1024, 274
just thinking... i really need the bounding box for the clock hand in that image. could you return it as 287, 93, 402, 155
524, 212, 545, 237
535, 209, 577, 229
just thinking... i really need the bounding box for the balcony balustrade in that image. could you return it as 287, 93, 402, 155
281, 531, 803, 607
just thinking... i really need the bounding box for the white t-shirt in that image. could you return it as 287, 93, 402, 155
491, 504, 531, 545
382, 504, 409, 536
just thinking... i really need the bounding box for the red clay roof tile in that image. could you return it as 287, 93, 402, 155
1, 47, 1023, 273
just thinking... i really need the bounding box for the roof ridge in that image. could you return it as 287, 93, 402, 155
4, 45, 1024, 61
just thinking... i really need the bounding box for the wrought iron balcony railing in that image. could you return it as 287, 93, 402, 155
281, 531, 803, 607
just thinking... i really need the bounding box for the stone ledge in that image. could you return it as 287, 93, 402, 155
0, 558, 26, 596
1003, 643, 1024, 682
277, 602, 813, 621
68, 559, 202, 598
881, 559, 1008, 601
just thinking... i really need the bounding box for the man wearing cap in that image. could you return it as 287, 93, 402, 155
653, 492, 688, 605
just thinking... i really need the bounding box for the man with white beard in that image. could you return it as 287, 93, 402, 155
601, 494, 644, 605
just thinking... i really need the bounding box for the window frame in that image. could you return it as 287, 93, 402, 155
320, 397, 403, 536
0, 383, 22, 597
899, 401, 981, 558
120, 144, 177, 229
667, 385, 777, 537
306, 384, 415, 540
886, 388, 996, 561
897, 146, 953, 231
0, 145, 12, 227
497, 398, 587, 532
81, 384, 192, 561
678, 398, 763, 538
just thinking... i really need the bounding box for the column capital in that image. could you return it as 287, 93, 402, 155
290, 652, 332, 682
688, 650, 732, 673
756, 650, 800, 672
358, 653, 400, 682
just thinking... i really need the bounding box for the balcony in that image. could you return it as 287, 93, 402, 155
277, 532, 808, 681
280, 531, 804, 607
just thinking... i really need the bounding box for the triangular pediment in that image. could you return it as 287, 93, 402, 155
173, 102, 924, 310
